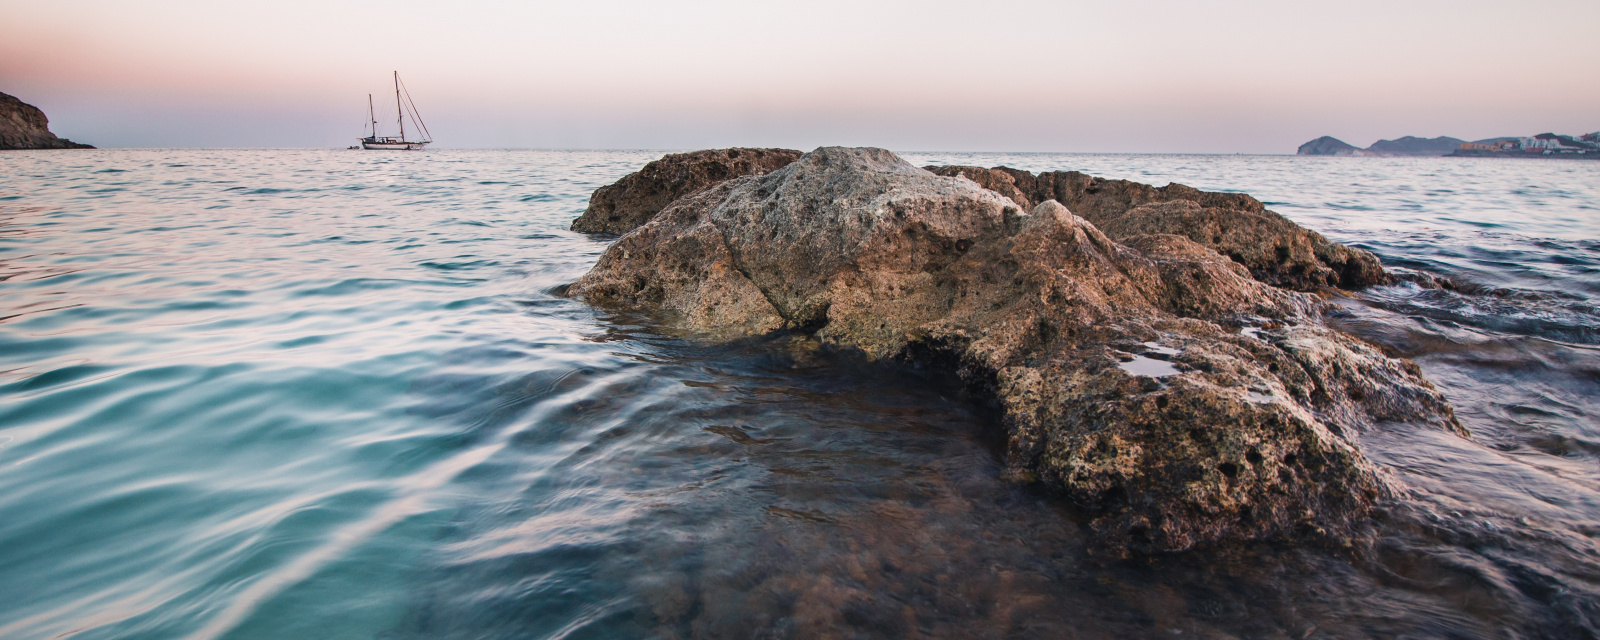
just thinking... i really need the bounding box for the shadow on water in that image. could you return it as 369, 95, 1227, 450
386, 310, 1600, 639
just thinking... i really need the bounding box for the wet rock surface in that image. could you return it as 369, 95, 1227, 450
570, 147, 1465, 556
570, 147, 800, 234
927, 164, 1388, 291
0, 91, 92, 150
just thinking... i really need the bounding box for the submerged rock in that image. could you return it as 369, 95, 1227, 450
570, 147, 800, 234
0, 91, 93, 150
570, 147, 1462, 556
927, 164, 1388, 291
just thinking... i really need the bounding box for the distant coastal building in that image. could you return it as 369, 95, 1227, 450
1522, 136, 1559, 150
1448, 132, 1597, 158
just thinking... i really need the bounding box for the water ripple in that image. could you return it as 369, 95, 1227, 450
0, 150, 1596, 639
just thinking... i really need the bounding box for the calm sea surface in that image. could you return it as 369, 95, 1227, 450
1, 149, 1596, 639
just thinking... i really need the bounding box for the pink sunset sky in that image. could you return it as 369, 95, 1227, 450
3, 0, 1596, 152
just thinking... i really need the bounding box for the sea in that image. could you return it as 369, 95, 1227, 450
1, 149, 1596, 639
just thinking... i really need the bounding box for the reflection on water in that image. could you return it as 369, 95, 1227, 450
0, 150, 1596, 639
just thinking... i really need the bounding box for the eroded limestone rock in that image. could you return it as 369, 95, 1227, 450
570, 147, 1462, 556
925, 165, 1038, 210
1101, 200, 1389, 292
925, 165, 1389, 291
570, 180, 787, 339
571, 147, 801, 235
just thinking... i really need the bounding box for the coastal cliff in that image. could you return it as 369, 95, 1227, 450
0, 91, 92, 150
566, 147, 1465, 557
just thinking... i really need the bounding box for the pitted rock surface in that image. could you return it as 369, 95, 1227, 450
571, 147, 800, 235
926, 164, 1388, 291
571, 147, 1462, 556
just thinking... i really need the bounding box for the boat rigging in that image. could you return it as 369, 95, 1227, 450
359, 71, 431, 150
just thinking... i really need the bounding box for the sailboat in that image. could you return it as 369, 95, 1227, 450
360, 71, 431, 150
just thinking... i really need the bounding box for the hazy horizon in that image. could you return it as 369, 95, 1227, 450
4, 0, 1597, 153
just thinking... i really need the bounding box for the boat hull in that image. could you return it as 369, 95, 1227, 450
360, 140, 428, 150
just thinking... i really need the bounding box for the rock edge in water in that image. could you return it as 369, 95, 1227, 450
0, 91, 93, 150
568, 147, 1462, 556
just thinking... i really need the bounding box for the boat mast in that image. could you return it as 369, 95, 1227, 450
395, 71, 405, 142
368, 94, 377, 138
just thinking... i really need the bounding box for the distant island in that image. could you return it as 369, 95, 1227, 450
1298, 132, 1599, 159
1, 91, 94, 150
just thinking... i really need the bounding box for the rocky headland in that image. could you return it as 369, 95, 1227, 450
1296, 135, 1463, 157
565, 147, 1465, 557
0, 91, 93, 150
1296, 136, 1366, 156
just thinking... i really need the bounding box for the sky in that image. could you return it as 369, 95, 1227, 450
2, 0, 1596, 152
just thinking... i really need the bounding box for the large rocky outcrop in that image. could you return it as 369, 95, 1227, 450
570, 147, 800, 234
1, 91, 93, 150
925, 165, 1388, 291
570, 147, 1464, 556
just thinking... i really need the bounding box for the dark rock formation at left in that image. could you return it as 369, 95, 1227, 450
570, 148, 799, 234
0, 91, 93, 150
567, 147, 1465, 557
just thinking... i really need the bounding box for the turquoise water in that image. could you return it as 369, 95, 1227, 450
1, 150, 1597, 638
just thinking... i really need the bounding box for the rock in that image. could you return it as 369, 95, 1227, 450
0, 91, 93, 150
1028, 170, 1267, 227
567, 180, 787, 339
924, 165, 1038, 210
1296, 136, 1364, 156
1094, 200, 1389, 291
570, 147, 1464, 556
570, 147, 801, 234
924, 165, 1390, 291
